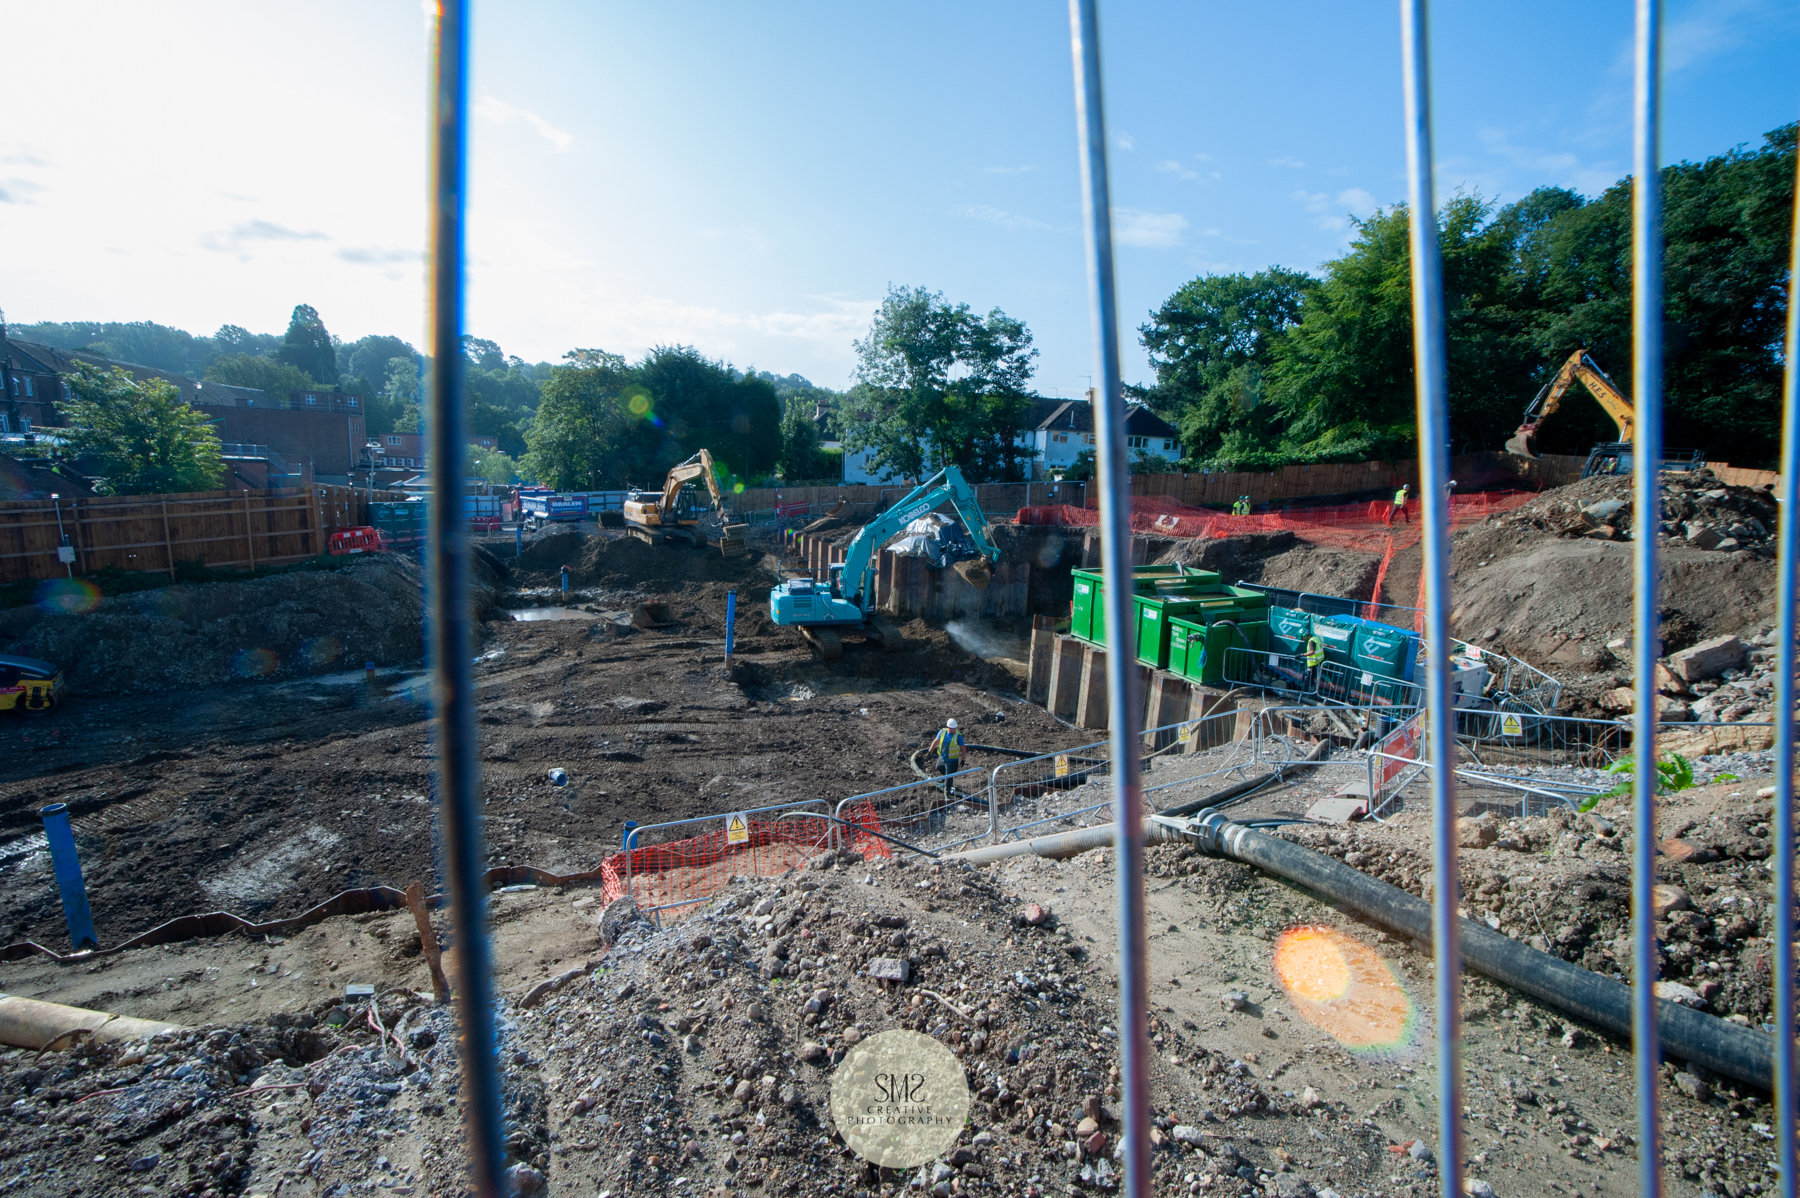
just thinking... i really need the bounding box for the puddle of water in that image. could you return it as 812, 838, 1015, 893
508, 607, 590, 622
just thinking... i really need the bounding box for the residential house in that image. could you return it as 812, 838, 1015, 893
841, 395, 1182, 484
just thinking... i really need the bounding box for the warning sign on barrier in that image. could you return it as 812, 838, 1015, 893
725, 812, 750, 845
1177, 723, 1193, 745
1500, 712, 1523, 738
1054, 754, 1070, 778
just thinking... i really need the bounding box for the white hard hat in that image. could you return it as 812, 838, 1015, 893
946, 718, 959, 729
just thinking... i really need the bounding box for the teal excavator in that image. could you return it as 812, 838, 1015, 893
769, 466, 1000, 660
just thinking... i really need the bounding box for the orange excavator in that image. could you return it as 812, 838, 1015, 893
622, 449, 747, 554
1505, 349, 1634, 459
1505, 348, 1703, 478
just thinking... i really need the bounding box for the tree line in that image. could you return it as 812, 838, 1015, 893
1138, 123, 1797, 470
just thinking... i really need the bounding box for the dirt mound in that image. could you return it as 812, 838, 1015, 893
512, 530, 769, 590
1, 556, 429, 694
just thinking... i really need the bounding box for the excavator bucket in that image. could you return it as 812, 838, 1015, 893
1503, 425, 1539, 459
952, 558, 992, 590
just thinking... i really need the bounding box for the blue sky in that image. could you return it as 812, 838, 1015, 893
2, 1, 1796, 398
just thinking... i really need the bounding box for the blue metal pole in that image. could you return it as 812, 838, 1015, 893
1769, 84, 1800, 1198
724, 590, 737, 668
623, 820, 639, 851
424, 3, 507, 1196
1397, 4, 1463, 1195
515, 522, 522, 559
39, 804, 96, 952
1629, 4, 1666, 1196
1066, 4, 1150, 1195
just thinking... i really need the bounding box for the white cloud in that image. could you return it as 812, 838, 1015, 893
474, 95, 572, 152
1269, 156, 1306, 169
955, 204, 1056, 233
1154, 159, 1198, 180
1193, 152, 1212, 162
1114, 132, 1135, 151
1291, 188, 1378, 233
983, 164, 1038, 176
0, 178, 45, 204
1112, 208, 1187, 248
338, 245, 421, 278
200, 219, 329, 254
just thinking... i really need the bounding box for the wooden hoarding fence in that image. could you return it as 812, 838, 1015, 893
0, 485, 411, 585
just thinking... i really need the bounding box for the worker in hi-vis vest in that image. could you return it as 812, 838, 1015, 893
931, 718, 963, 796
1387, 482, 1411, 526
1304, 633, 1325, 687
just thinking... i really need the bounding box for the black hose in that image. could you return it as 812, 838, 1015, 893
1191, 816, 1775, 1091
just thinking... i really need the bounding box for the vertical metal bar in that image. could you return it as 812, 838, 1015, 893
1065, 3, 1150, 1195
1629, 4, 1666, 1196
1396, 3, 1464, 1195
1770, 91, 1800, 1198
426, 3, 507, 1196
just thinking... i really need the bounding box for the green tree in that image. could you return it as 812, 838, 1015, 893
203, 354, 317, 394
522, 351, 633, 489
277, 304, 337, 386
381, 357, 423, 434
467, 445, 519, 485
343, 334, 419, 386
58, 363, 225, 495
839, 285, 1037, 482
777, 394, 826, 480
1139, 268, 1316, 462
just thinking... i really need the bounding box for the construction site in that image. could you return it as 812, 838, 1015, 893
0, 447, 1790, 1198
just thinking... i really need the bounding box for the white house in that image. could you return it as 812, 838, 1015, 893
841, 396, 1182, 484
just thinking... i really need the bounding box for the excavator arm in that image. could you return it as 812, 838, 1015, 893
658, 449, 729, 515
1505, 349, 1634, 458
836, 466, 1000, 609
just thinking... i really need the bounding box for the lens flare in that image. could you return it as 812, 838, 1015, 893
628, 394, 651, 416
1273, 925, 1417, 1053
300, 636, 343, 667
232, 648, 279, 678
35, 578, 102, 616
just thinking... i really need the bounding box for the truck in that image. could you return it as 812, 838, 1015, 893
768, 466, 998, 660
521, 492, 589, 528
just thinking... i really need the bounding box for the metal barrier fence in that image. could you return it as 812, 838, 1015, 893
404, 3, 1800, 1194
987, 710, 1251, 843
833, 767, 994, 856
610, 799, 832, 924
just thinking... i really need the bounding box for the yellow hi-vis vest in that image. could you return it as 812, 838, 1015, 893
932, 728, 963, 761
1305, 635, 1325, 669
1393, 487, 1408, 506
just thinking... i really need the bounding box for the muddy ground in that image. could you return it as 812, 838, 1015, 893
0, 534, 1067, 951
0, 772, 1784, 1198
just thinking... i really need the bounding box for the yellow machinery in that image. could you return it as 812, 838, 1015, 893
1505, 349, 1704, 477
1505, 348, 1634, 460
622, 449, 747, 554
0, 654, 62, 714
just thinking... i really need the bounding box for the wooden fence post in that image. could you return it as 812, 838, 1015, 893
159, 500, 176, 579
244, 493, 256, 571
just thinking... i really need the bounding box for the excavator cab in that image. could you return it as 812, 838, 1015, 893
1580, 443, 1706, 479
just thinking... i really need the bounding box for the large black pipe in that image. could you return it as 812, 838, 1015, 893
1189, 813, 1775, 1091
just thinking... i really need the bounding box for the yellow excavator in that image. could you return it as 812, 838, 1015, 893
1505, 348, 1702, 478
622, 449, 747, 554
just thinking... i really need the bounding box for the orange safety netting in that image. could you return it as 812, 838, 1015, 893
600, 808, 892, 912
1019, 490, 1539, 624
1017, 490, 1536, 556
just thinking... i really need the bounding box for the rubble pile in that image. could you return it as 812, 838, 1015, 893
1490, 469, 1778, 556
1267, 799, 1783, 1024
515, 856, 1400, 1198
